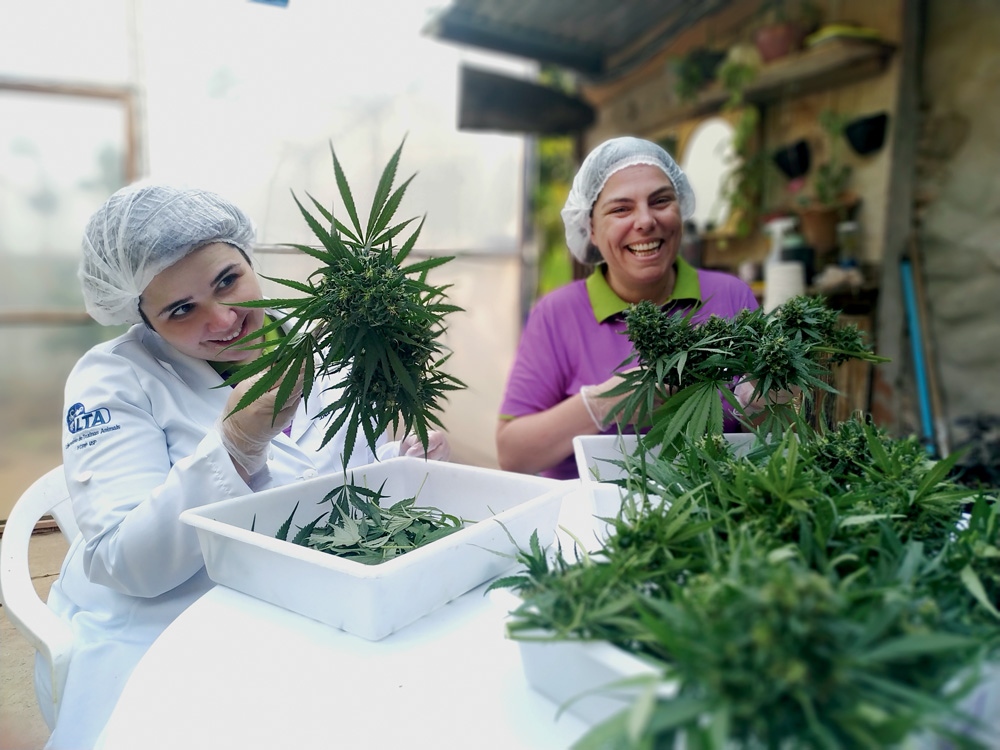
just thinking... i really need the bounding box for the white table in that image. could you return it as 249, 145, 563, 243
100, 487, 600, 750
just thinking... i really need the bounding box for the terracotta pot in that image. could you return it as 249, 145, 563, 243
796, 204, 841, 255
753, 22, 805, 62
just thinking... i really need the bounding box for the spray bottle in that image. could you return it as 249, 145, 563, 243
762, 215, 806, 312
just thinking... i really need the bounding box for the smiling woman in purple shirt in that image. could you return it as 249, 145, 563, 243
496, 137, 759, 480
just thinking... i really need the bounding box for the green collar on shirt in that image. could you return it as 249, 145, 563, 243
209, 316, 282, 381
586, 256, 702, 322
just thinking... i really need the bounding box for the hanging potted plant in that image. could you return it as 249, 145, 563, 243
671, 46, 727, 103
795, 109, 857, 255
716, 47, 771, 239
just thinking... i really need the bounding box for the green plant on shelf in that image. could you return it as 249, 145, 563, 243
672, 47, 725, 103
717, 57, 758, 110
758, 0, 822, 27
717, 53, 771, 238
802, 109, 853, 209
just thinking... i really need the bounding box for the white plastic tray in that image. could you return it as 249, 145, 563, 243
491, 590, 674, 726
181, 457, 569, 641
518, 637, 670, 725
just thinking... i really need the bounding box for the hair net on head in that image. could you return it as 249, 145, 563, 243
80, 183, 257, 326
560, 136, 695, 264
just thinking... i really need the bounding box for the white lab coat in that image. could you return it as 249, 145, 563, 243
38, 322, 396, 749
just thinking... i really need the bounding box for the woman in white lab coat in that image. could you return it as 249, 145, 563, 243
37, 183, 450, 749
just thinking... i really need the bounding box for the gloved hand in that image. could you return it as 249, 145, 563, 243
579, 369, 668, 431
733, 379, 797, 415
400, 430, 451, 462
217, 368, 304, 476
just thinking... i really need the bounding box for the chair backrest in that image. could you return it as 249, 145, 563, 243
0, 465, 78, 728
7, 466, 79, 543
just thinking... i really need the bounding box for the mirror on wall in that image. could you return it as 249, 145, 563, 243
678, 116, 736, 232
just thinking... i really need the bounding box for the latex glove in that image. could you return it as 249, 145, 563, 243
400, 430, 451, 462
734, 379, 797, 415
579, 369, 668, 431
218, 369, 304, 476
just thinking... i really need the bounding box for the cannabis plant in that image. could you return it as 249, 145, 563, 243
609, 294, 886, 454
491, 418, 1000, 748
223, 139, 464, 458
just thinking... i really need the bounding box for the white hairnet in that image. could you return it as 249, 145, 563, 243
80, 183, 256, 326
561, 136, 695, 264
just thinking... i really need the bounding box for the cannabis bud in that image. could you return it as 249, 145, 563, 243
222, 138, 465, 459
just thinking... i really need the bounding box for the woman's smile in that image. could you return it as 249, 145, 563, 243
626, 239, 663, 257
208, 316, 248, 346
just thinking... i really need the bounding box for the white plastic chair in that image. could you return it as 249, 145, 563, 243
0, 466, 78, 728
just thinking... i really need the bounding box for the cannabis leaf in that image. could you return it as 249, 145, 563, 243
270, 474, 465, 565
223, 137, 465, 458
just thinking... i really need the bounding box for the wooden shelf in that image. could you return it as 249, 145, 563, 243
660, 38, 896, 127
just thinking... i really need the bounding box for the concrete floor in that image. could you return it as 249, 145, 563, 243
1, 530, 68, 750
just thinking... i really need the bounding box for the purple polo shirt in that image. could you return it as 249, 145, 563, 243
499, 258, 759, 479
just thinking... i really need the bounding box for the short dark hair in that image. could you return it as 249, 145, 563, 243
138, 306, 156, 332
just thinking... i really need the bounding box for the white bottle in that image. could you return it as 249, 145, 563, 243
762, 216, 805, 313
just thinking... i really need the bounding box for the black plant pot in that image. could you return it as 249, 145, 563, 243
845, 113, 889, 156
773, 140, 811, 180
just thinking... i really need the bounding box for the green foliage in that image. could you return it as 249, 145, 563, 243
717, 58, 772, 238
533, 135, 576, 297
530, 65, 580, 297
804, 109, 853, 208
222, 138, 465, 458
606, 294, 887, 455
758, 0, 822, 26
717, 60, 758, 111
494, 420, 1000, 748
672, 49, 724, 103
272, 474, 464, 565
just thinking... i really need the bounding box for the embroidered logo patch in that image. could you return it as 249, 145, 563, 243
66, 402, 112, 434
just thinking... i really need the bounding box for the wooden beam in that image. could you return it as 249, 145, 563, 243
0, 76, 133, 101
0, 311, 95, 325
874, 0, 922, 436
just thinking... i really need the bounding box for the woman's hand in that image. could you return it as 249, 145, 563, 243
218, 368, 304, 477
579, 368, 669, 430
400, 430, 451, 461
733, 379, 799, 415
